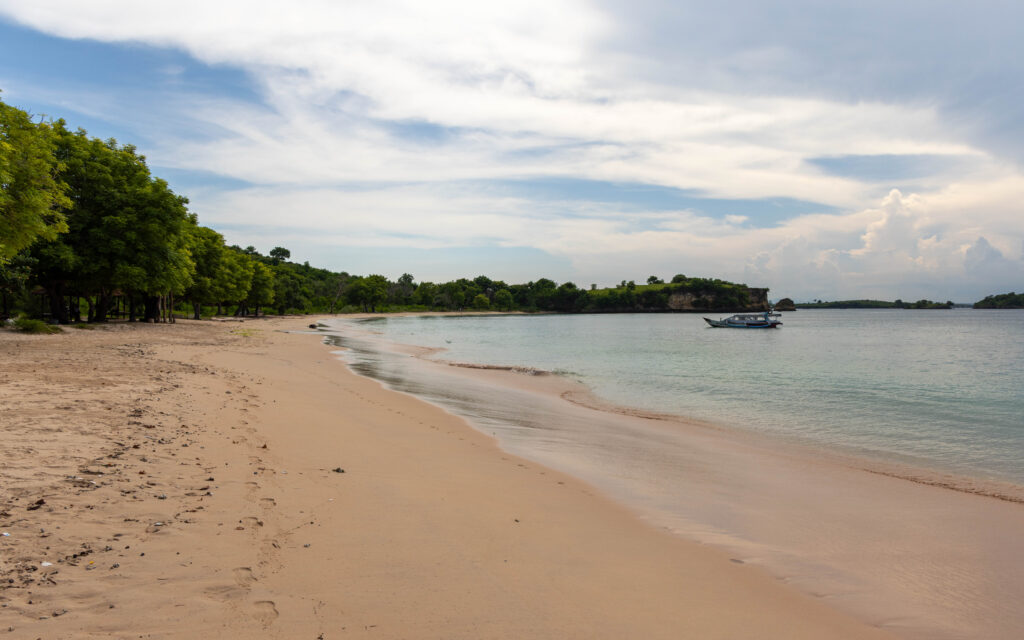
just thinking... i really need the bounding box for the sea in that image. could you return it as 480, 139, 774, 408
327, 309, 1024, 485
319, 309, 1024, 639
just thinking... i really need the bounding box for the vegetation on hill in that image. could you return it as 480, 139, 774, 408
973, 292, 1024, 309
1, 96, 763, 322
795, 299, 952, 309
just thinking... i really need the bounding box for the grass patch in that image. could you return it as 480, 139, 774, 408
14, 317, 63, 334
73, 323, 96, 330
230, 328, 259, 338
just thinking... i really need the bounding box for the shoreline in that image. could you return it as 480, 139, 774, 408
341, 313, 1024, 503
325, 314, 1024, 640
0, 316, 901, 639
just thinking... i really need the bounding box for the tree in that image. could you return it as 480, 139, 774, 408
345, 274, 388, 312
493, 288, 513, 311
0, 98, 71, 263
245, 261, 275, 316
184, 225, 228, 319
269, 246, 290, 264
30, 126, 194, 322
388, 272, 415, 305
0, 251, 35, 318
647, 275, 664, 285
472, 293, 490, 310
217, 249, 254, 314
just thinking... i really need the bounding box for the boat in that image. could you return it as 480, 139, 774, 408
704, 310, 782, 328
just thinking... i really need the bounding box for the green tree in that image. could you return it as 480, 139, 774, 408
647, 275, 664, 285
472, 293, 490, 310
218, 248, 254, 314
493, 288, 513, 311
269, 246, 290, 264
244, 261, 275, 315
31, 126, 194, 322
184, 225, 228, 319
0, 251, 35, 318
0, 98, 71, 262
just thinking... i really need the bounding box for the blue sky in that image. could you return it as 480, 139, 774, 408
1, 1, 1022, 301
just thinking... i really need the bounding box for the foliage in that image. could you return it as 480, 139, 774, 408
795, 298, 953, 309
6, 101, 772, 322
0, 97, 71, 262
13, 315, 62, 333
974, 292, 1024, 309
795, 299, 899, 309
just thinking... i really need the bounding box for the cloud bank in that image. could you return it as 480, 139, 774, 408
0, 1, 1021, 299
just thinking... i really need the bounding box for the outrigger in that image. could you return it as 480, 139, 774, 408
704, 310, 782, 328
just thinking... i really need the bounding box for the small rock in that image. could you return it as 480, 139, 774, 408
332, 467, 345, 474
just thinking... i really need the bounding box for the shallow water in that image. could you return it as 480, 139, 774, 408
346, 309, 1024, 484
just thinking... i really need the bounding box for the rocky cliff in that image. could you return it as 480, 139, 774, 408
664, 287, 770, 312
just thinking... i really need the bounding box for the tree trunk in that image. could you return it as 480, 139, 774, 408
94, 291, 111, 323
46, 283, 69, 324
192, 301, 202, 320
143, 296, 160, 322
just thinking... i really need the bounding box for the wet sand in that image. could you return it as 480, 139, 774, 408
1, 316, 897, 639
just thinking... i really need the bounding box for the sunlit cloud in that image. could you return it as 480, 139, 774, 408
0, 0, 1021, 300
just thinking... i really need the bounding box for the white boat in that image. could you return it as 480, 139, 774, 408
704, 310, 782, 328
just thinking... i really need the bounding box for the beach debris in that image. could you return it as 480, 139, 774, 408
1, 532, 9, 537
40, 562, 53, 567
308, 324, 317, 329
332, 467, 345, 473
110, 563, 120, 570
303, 543, 311, 548
27, 499, 46, 511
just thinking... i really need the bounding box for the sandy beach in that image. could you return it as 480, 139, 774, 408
0, 316, 907, 639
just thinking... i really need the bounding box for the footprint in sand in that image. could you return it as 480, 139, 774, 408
253, 600, 279, 626
233, 566, 256, 587
204, 584, 246, 602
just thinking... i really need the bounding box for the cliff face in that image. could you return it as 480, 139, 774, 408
664, 287, 770, 312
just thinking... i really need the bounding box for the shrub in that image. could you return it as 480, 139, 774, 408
14, 317, 63, 334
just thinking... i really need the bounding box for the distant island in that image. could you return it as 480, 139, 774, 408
794, 299, 953, 309
973, 292, 1024, 309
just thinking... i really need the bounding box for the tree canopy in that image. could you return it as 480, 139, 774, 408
0, 97, 70, 262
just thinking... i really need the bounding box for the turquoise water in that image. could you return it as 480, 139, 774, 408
346, 309, 1024, 485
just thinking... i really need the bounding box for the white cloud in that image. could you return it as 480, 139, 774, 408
1, 1, 1021, 299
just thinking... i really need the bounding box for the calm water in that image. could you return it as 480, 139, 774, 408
336, 309, 1024, 485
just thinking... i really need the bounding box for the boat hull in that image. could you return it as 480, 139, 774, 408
704, 317, 781, 328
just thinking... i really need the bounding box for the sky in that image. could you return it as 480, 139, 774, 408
1, 1, 1022, 302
